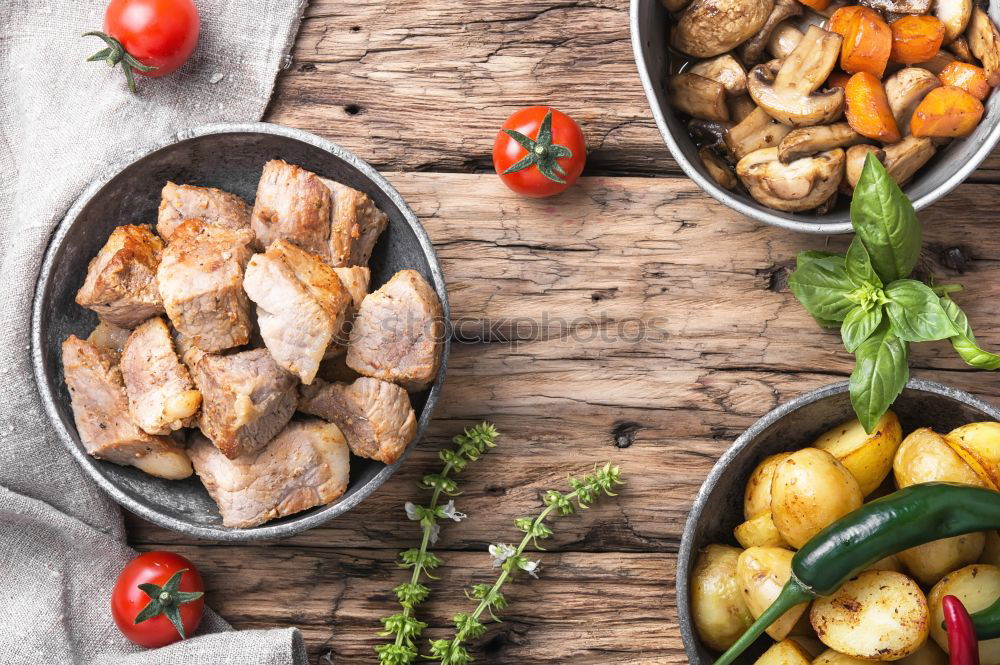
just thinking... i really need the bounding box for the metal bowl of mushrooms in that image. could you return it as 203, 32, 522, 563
631, 0, 1000, 233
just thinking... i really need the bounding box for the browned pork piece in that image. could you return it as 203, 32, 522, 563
156, 182, 252, 241
191, 348, 298, 459
75, 225, 165, 328
332, 266, 371, 312
250, 160, 388, 267
299, 377, 417, 465
120, 317, 201, 435
61, 336, 192, 479
156, 219, 254, 353
243, 240, 352, 384
346, 270, 444, 392
188, 419, 350, 528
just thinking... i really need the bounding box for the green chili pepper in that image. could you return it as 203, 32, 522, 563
714, 482, 1000, 665
971, 592, 1000, 640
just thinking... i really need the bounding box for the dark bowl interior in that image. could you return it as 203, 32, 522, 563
31, 123, 449, 541
631, 0, 1000, 233
676, 379, 1000, 664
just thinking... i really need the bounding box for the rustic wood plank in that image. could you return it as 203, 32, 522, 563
266, 0, 1000, 180
139, 545, 681, 664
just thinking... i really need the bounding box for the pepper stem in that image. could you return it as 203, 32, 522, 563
713, 579, 813, 665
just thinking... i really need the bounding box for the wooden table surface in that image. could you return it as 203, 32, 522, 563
125, 0, 1000, 662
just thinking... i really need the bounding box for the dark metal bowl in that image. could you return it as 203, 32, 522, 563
630, 0, 1000, 234
676, 379, 1000, 663
31, 123, 450, 541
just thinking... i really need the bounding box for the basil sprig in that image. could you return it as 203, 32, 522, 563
789, 153, 996, 433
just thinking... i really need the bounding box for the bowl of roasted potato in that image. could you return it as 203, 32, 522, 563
631, 0, 1000, 233
677, 378, 1000, 664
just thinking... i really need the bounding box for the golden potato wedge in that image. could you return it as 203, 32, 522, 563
737, 547, 810, 641
735, 512, 790, 549
810, 570, 928, 661
770, 448, 864, 549
866, 554, 903, 573
946, 422, 1000, 490
928, 564, 1000, 664
897, 531, 985, 586
812, 649, 870, 664
754, 639, 811, 665
813, 412, 902, 496
745, 452, 792, 520
692, 544, 754, 652
982, 529, 1000, 566
896, 641, 949, 665
894, 427, 985, 489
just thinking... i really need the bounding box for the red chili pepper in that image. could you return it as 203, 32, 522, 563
944, 595, 981, 665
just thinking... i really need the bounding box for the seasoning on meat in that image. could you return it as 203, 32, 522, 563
188, 419, 350, 528
319, 177, 389, 267
299, 376, 417, 464
156, 182, 252, 241
190, 348, 298, 459
61, 335, 192, 479
75, 225, 165, 329
156, 219, 254, 353
346, 269, 444, 392
120, 317, 201, 435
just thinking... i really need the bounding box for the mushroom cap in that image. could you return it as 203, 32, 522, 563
737, 0, 803, 66
777, 123, 864, 163
935, 0, 973, 44
884, 67, 941, 133
737, 147, 846, 212
672, 0, 774, 58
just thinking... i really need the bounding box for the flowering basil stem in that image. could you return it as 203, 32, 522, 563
375, 423, 500, 665
428, 463, 624, 665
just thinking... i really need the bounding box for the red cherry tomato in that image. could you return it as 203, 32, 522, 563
111, 551, 205, 648
85, 0, 199, 91
493, 106, 586, 198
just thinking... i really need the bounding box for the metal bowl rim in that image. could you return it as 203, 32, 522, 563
628, 0, 1000, 235
30, 121, 451, 542
674, 377, 1000, 663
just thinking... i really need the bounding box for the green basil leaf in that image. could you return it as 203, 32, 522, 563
842, 304, 884, 353
797, 250, 839, 269
941, 297, 1000, 370
850, 319, 910, 434
845, 237, 882, 288
851, 153, 922, 284
788, 255, 856, 323
884, 280, 960, 342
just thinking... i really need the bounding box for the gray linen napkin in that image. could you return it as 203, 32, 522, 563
0, 1, 310, 663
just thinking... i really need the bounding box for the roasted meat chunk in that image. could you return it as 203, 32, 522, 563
156, 182, 252, 241
191, 348, 298, 459
188, 419, 350, 528
61, 336, 192, 479
299, 377, 417, 464
346, 270, 444, 391
332, 266, 371, 311
75, 225, 165, 328
243, 240, 352, 384
120, 317, 201, 435
156, 219, 254, 353
251, 160, 388, 267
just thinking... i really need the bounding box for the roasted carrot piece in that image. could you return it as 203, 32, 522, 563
910, 85, 985, 137
826, 71, 853, 89
890, 16, 946, 65
939, 61, 992, 100
829, 7, 892, 77
797, 0, 832, 11
845, 72, 902, 143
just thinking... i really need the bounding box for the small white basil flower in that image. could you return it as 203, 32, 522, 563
441, 500, 466, 522
489, 543, 517, 567
520, 559, 540, 578
404, 502, 419, 521
429, 523, 442, 545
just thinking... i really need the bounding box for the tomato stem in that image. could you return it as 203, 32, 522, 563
133, 568, 204, 640
83, 31, 157, 93
501, 110, 574, 184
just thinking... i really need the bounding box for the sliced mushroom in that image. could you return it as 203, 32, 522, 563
860, 0, 932, 14
949, 35, 975, 61
967, 7, 1000, 85
935, 0, 973, 44
689, 118, 734, 153
767, 22, 804, 59
747, 26, 845, 127
777, 123, 865, 163
672, 0, 775, 58
689, 55, 748, 96
724, 106, 793, 159
728, 94, 758, 122
668, 73, 730, 121
884, 67, 941, 132
915, 50, 957, 74
737, 147, 846, 212
738, 0, 803, 66
844, 137, 935, 187
844, 145, 886, 190
661, 0, 692, 12
700, 147, 738, 189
